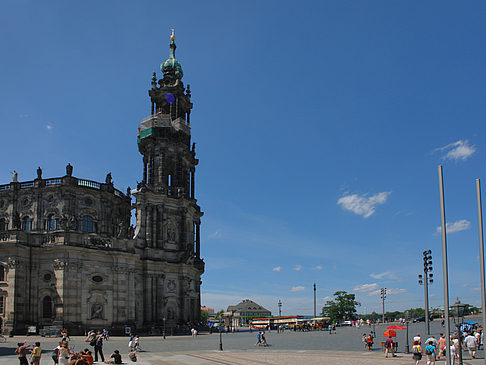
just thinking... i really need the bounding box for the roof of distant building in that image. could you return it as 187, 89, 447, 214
227, 299, 271, 314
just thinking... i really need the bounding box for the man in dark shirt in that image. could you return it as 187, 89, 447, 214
106, 349, 122, 364
94, 332, 105, 362
15, 342, 30, 365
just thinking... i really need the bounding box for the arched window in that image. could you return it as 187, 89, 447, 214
0, 218, 6, 231
79, 216, 95, 233
46, 215, 57, 231
21, 216, 31, 232
42, 296, 52, 318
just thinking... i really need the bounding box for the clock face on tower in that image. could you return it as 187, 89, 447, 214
165, 93, 175, 104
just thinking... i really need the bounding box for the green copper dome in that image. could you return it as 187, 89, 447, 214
161, 31, 183, 80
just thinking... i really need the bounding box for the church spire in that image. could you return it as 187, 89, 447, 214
161, 29, 183, 82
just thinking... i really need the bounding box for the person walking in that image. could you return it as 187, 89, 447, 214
464, 332, 478, 359
367, 333, 374, 351
261, 331, 268, 347
94, 332, 105, 362
362, 333, 368, 351
412, 340, 422, 365
128, 333, 135, 351
437, 334, 446, 360
384, 336, 396, 358
424, 340, 436, 365
30, 342, 42, 365
254, 331, 262, 346
15, 342, 30, 365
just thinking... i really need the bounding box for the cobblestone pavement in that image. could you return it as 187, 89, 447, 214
1, 349, 485, 365
0, 319, 483, 364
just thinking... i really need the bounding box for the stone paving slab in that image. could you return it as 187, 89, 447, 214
0, 350, 483, 365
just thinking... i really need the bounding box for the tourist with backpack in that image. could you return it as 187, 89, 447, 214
412, 340, 422, 364
384, 336, 396, 358
425, 340, 436, 365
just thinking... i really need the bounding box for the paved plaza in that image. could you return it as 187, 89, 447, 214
1, 320, 484, 364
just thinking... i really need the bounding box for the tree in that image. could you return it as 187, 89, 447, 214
215, 310, 224, 319
200, 309, 209, 324
321, 291, 360, 323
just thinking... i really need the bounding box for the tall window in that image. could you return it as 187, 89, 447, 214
79, 216, 95, 233
0, 266, 5, 281
21, 216, 31, 232
0, 296, 4, 315
42, 296, 52, 318
46, 215, 57, 231
0, 218, 6, 231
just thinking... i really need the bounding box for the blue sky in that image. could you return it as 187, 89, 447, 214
1, 1, 486, 315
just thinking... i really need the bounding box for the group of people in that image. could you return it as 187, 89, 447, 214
362, 332, 375, 351
254, 331, 269, 347
411, 330, 482, 365
14, 341, 42, 365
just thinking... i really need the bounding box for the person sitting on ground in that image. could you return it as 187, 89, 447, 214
73, 349, 93, 365
105, 349, 122, 364
128, 348, 137, 362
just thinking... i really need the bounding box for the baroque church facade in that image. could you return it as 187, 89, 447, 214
0, 32, 204, 335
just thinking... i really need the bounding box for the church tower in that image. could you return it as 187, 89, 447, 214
133, 30, 204, 326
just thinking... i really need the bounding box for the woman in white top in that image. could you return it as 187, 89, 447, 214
58, 342, 71, 365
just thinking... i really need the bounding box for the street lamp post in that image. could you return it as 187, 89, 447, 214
418, 250, 433, 335
278, 299, 282, 318
313, 283, 316, 318
163, 317, 166, 340
451, 298, 466, 365
219, 325, 223, 351
380, 288, 386, 324
405, 310, 411, 354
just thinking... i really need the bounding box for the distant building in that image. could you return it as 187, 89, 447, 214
201, 306, 214, 316
224, 299, 272, 327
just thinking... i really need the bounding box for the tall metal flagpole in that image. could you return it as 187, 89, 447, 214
476, 179, 486, 365
438, 165, 451, 365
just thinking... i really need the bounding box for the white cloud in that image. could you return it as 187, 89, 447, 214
387, 288, 407, 295
272, 266, 281, 272
293, 265, 302, 271
436, 219, 471, 234
369, 271, 398, 280
208, 229, 221, 239
436, 140, 476, 161
353, 283, 379, 293
46, 123, 53, 131
337, 192, 391, 218
290, 286, 305, 292
313, 265, 323, 270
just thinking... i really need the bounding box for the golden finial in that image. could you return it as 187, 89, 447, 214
170, 29, 175, 42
